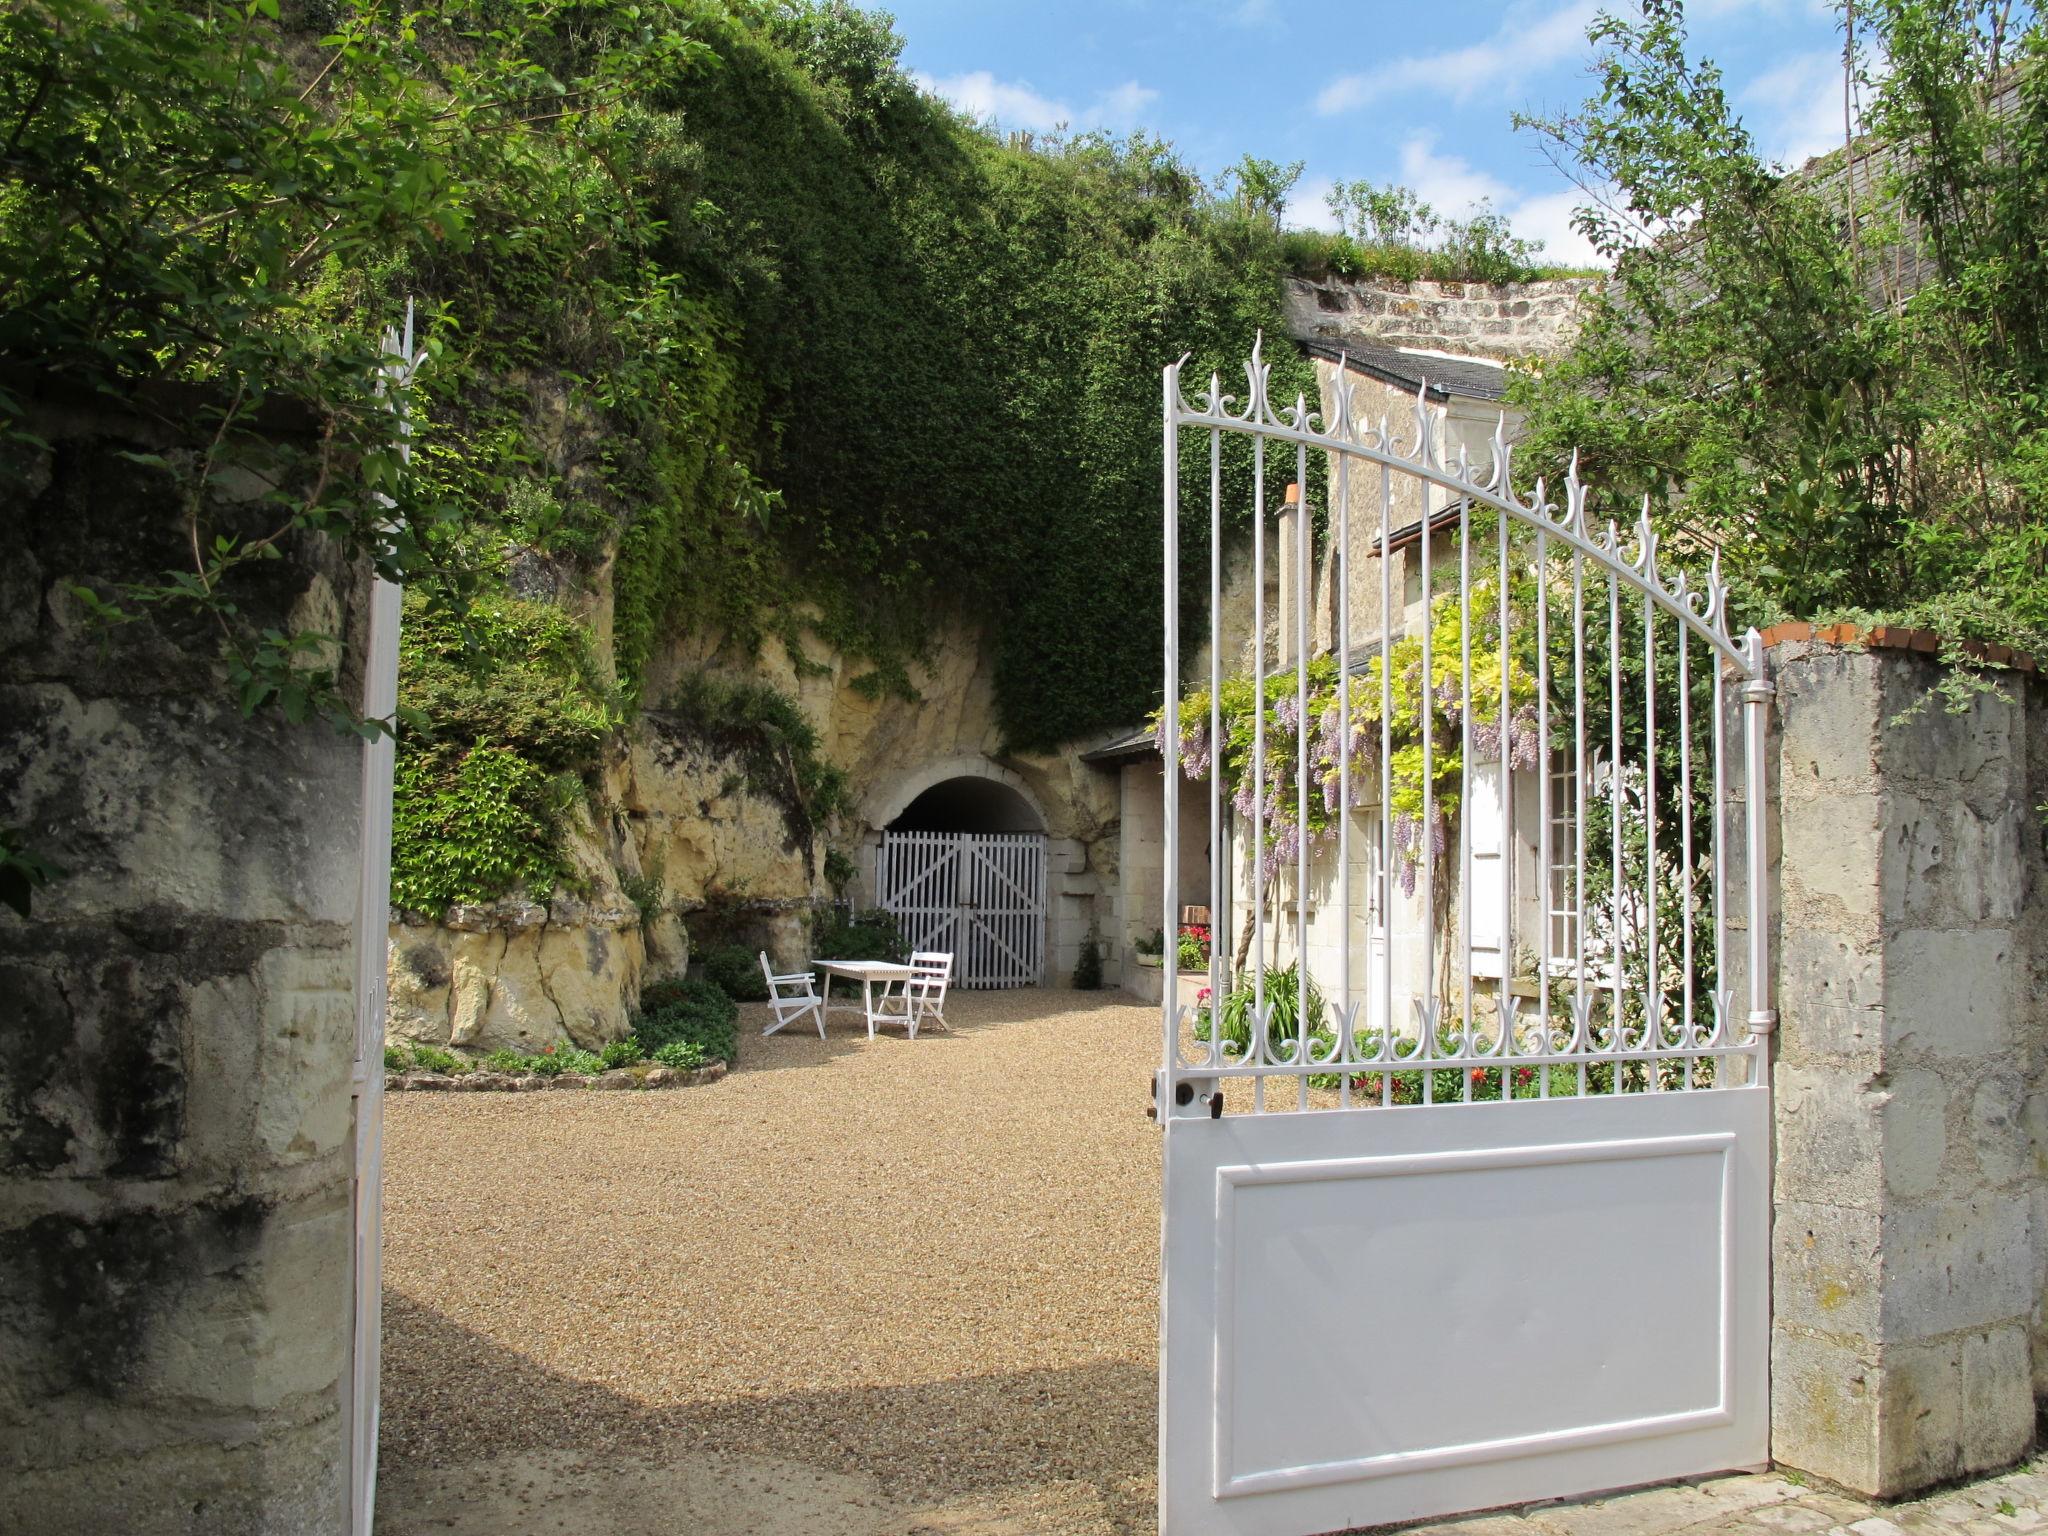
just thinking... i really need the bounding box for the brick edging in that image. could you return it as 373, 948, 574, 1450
1758, 620, 2040, 675
384, 1062, 728, 1092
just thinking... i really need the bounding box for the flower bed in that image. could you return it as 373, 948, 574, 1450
385, 1061, 725, 1092
383, 974, 740, 1092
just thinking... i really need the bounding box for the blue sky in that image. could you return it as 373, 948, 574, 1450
886, 0, 1854, 267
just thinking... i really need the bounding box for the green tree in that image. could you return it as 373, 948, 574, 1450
1512, 0, 2048, 653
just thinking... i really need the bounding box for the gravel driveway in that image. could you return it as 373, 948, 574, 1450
376, 987, 1163, 1536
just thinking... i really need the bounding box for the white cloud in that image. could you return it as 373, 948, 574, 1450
1742, 47, 1855, 169
917, 69, 1071, 133
1284, 172, 1341, 232
1094, 80, 1162, 128
1403, 135, 1609, 267
916, 70, 1163, 134
1315, 0, 1602, 116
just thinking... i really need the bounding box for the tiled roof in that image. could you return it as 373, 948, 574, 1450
1294, 337, 1509, 403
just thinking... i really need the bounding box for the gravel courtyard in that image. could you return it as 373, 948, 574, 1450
376, 987, 1165, 1536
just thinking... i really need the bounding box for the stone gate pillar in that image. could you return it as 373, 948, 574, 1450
1765, 629, 2048, 1496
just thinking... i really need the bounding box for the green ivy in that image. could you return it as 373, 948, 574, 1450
389, 591, 615, 913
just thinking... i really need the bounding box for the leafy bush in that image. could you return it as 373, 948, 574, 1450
527, 1046, 568, 1077
1194, 964, 1326, 1057
634, 976, 739, 1065
1072, 940, 1103, 990
700, 943, 769, 1001
599, 1037, 644, 1070
482, 1049, 529, 1073
384, 1045, 411, 1072
652, 1040, 708, 1070
408, 1044, 468, 1074
808, 907, 906, 966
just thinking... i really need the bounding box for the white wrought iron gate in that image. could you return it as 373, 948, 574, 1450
878, 830, 1046, 988
1155, 343, 1774, 1535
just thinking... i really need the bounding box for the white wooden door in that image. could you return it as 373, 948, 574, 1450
876, 830, 960, 961
878, 830, 1045, 988
959, 832, 1046, 988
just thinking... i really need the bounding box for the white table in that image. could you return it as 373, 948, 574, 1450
813, 959, 916, 1038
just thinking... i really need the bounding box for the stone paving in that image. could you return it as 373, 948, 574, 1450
1391, 1464, 2048, 1536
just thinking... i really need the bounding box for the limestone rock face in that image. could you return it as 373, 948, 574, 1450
388, 611, 1129, 1045
386, 898, 646, 1054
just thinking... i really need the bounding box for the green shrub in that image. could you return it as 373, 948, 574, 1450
482, 1048, 529, 1073
1072, 940, 1103, 990
652, 1040, 707, 1070
700, 943, 768, 1000
384, 1045, 411, 1072
634, 976, 739, 1065
527, 1046, 568, 1077
408, 1044, 467, 1074
808, 907, 906, 966
1195, 964, 1325, 1057
553, 1046, 606, 1076
599, 1037, 644, 1070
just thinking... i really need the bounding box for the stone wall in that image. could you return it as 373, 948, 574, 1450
1283, 275, 1597, 361
1763, 633, 2048, 1496
0, 390, 366, 1531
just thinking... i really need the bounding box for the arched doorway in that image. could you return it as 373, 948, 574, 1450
872, 762, 1049, 988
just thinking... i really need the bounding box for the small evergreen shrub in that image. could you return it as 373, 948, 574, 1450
1072, 940, 1103, 990
384, 1045, 411, 1071
701, 943, 769, 1000
409, 1044, 468, 1074
599, 1036, 643, 1070
482, 1048, 528, 1073
809, 906, 907, 966
634, 976, 739, 1065
652, 1040, 708, 1070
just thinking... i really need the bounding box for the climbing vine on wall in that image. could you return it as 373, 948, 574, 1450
1166, 578, 1539, 892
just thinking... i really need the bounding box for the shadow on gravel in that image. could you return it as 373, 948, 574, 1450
379, 1292, 1157, 1531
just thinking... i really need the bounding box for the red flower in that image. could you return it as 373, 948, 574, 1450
1471, 1068, 1487, 1082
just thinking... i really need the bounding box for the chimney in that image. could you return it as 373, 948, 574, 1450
1276, 482, 1302, 667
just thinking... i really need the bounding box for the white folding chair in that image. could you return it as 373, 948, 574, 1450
872, 951, 953, 1039
759, 950, 825, 1038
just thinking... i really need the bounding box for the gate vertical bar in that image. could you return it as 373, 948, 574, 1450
1743, 627, 1776, 1042
1161, 360, 1182, 1096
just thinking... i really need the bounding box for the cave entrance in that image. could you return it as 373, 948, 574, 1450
878, 776, 1047, 988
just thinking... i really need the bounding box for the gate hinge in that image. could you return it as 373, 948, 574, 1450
1748, 1009, 1779, 1036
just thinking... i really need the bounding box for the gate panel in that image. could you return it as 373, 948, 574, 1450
878, 830, 959, 962
1160, 1090, 1768, 1535
879, 830, 1046, 987
962, 832, 1047, 988
1156, 344, 1775, 1533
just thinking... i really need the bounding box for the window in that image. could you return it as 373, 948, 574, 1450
1546, 750, 1579, 968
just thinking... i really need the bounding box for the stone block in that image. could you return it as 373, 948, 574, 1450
1772, 1327, 1881, 1494
1883, 1193, 2035, 1344
1778, 922, 1885, 1032
1883, 796, 2025, 927
1876, 1325, 2035, 1495
1780, 790, 1883, 937
0, 685, 358, 929
183, 940, 355, 1176
144, 1191, 351, 1414
1877, 1067, 1949, 1200
1774, 1200, 1882, 1338
1884, 929, 2014, 1059
1969, 1071, 2029, 1187
0, 1405, 346, 1536
1878, 664, 2016, 802
1776, 650, 1882, 795
1774, 1062, 1888, 1209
